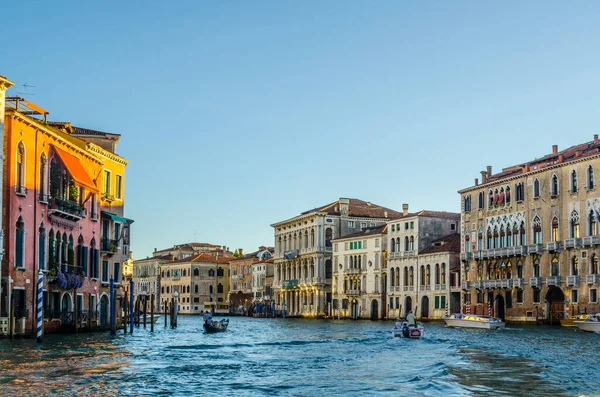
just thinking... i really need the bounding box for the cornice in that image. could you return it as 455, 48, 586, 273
271, 212, 324, 228
87, 143, 128, 166
458, 151, 600, 195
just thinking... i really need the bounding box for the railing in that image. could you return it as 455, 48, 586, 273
346, 268, 362, 275
299, 246, 333, 255
566, 275, 580, 287
389, 252, 401, 259
530, 277, 542, 288
507, 246, 528, 256
586, 274, 600, 285
512, 278, 524, 289
101, 238, 119, 253
499, 279, 512, 288
546, 276, 561, 286
474, 251, 482, 260
460, 252, 472, 261
50, 197, 84, 219
564, 238, 582, 249
582, 236, 600, 247
282, 279, 298, 289
528, 244, 543, 255
61, 311, 74, 324
461, 281, 470, 291
481, 250, 490, 259
546, 242, 561, 252
474, 280, 483, 289
39, 193, 50, 203
345, 289, 361, 296
15, 185, 27, 196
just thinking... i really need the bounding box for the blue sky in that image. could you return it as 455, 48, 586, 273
3, 1, 600, 258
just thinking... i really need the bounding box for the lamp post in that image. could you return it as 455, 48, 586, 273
171, 290, 179, 328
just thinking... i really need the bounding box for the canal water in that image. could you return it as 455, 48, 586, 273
1, 317, 598, 396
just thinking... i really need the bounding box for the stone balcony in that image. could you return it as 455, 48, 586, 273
546, 276, 561, 286
566, 275, 580, 287
564, 238, 582, 249
546, 242, 562, 252
345, 289, 361, 296
530, 277, 542, 288
527, 244, 543, 255
582, 236, 600, 247
586, 274, 599, 285
512, 278, 524, 289
506, 246, 528, 256
461, 281, 471, 291
460, 252, 472, 261
474, 251, 482, 260
474, 280, 483, 289
346, 268, 362, 275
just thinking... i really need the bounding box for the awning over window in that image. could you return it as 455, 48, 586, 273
53, 146, 98, 192
101, 210, 127, 223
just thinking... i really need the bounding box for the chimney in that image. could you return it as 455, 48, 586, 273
595, 134, 599, 143
486, 165, 492, 177
474, 178, 479, 186
239, 248, 244, 256
558, 154, 564, 163
402, 203, 409, 216
552, 145, 558, 154
575, 150, 582, 158
481, 171, 487, 184
339, 198, 350, 216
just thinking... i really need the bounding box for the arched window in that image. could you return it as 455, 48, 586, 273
16, 142, 25, 193
465, 232, 471, 252
591, 254, 599, 275
488, 190, 494, 206
478, 191, 485, 209
395, 267, 400, 286
570, 210, 580, 238
464, 195, 471, 212
571, 256, 579, 276
217, 267, 224, 277
435, 263, 440, 284
209, 269, 215, 277
552, 217, 559, 242
551, 174, 559, 196
534, 178, 540, 198
325, 228, 333, 247
48, 230, 55, 270
304, 230, 309, 249
533, 216, 542, 244
166, 286, 170, 294
15, 217, 25, 268
506, 224, 512, 247
39, 153, 48, 201
551, 257, 559, 276
426, 265, 431, 285
520, 222, 526, 246
409, 236, 414, 251
420, 265, 425, 286
478, 229, 483, 250
404, 236, 409, 251
390, 268, 395, 287
193, 268, 199, 276
217, 283, 223, 293
588, 165, 594, 190
589, 210, 597, 236
571, 170, 578, 193
505, 186, 511, 205
311, 229, 315, 247
395, 237, 400, 252
493, 226, 499, 248
209, 285, 213, 294
409, 266, 414, 286
390, 238, 395, 252
38, 223, 46, 271
517, 260, 523, 278
487, 227, 493, 249
499, 225, 505, 248
186, 285, 190, 293
441, 263, 446, 284
403, 267, 408, 286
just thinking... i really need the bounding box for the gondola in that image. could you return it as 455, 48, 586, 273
204, 318, 229, 333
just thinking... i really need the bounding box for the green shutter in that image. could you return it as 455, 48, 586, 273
441, 296, 446, 309
82, 247, 88, 277
15, 229, 24, 267
435, 296, 440, 309
39, 234, 46, 270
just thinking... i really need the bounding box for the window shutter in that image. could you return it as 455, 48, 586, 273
435, 296, 440, 309
39, 234, 46, 270
15, 229, 24, 267
82, 247, 88, 277
441, 296, 446, 309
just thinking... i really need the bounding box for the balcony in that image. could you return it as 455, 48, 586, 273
474, 280, 483, 289
507, 246, 527, 256
101, 238, 119, 255
389, 252, 401, 259
282, 279, 298, 289
15, 185, 27, 196
481, 250, 489, 259
345, 289, 361, 296
564, 238, 582, 249
460, 252, 472, 261
497, 248, 508, 257
474, 251, 482, 260
482, 280, 495, 289
528, 244, 543, 255
546, 242, 561, 252
346, 268, 362, 275
530, 277, 542, 288
566, 275, 580, 287
299, 246, 333, 255
582, 236, 600, 247
586, 274, 600, 285
499, 279, 512, 288
461, 281, 470, 291
512, 278, 524, 289
546, 276, 561, 286
419, 285, 432, 291
49, 197, 84, 221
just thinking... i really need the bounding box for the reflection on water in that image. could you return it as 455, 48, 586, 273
1, 317, 598, 396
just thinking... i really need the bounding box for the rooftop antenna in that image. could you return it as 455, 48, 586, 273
17, 82, 36, 97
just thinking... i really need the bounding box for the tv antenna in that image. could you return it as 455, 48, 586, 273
17, 82, 36, 97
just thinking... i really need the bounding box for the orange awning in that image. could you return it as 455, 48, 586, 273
53, 146, 98, 192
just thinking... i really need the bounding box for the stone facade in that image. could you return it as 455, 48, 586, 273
459, 138, 600, 322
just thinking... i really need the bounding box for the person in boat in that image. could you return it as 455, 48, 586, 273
394, 318, 402, 330
406, 311, 416, 327
203, 310, 214, 326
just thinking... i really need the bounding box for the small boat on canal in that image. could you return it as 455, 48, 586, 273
574, 314, 600, 333
443, 313, 505, 330
204, 318, 229, 333
392, 322, 423, 339
560, 314, 589, 327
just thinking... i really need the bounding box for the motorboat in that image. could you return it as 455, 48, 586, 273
560, 314, 589, 327
392, 321, 423, 339
574, 314, 600, 333
138, 313, 162, 324
204, 318, 229, 333
443, 313, 505, 330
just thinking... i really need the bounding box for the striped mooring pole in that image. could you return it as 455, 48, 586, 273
36, 271, 43, 343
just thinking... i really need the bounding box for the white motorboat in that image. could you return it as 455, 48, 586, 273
574, 314, 600, 333
392, 322, 423, 339
443, 313, 505, 330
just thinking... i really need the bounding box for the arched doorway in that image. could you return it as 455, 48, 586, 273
494, 294, 505, 320
370, 299, 379, 320
100, 295, 109, 326
404, 296, 412, 317
351, 299, 359, 319
61, 293, 72, 324
546, 286, 565, 324
421, 296, 429, 318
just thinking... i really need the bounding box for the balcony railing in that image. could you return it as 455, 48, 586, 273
586, 274, 600, 285
15, 185, 27, 196
528, 244, 543, 255
512, 278, 524, 289
101, 239, 119, 254
546, 242, 561, 252
345, 289, 361, 296
530, 277, 542, 288
546, 276, 561, 286
481, 250, 490, 259
460, 252, 472, 261
474, 251, 482, 260
564, 238, 582, 249
389, 252, 401, 259
566, 275, 580, 287
49, 197, 84, 221
346, 268, 362, 275
282, 279, 298, 289
507, 246, 527, 256
474, 280, 483, 289
461, 281, 470, 291
582, 236, 600, 247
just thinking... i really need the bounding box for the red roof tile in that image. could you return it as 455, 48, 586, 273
419, 233, 461, 255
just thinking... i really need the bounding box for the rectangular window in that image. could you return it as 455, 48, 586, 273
115, 175, 122, 199
435, 296, 440, 309
477, 292, 484, 304
114, 223, 121, 243
441, 296, 446, 309
389, 297, 394, 308
571, 289, 578, 304
348, 221, 354, 228
533, 289, 541, 304
590, 289, 598, 303
451, 223, 456, 231
391, 225, 395, 232
517, 290, 523, 303
113, 263, 120, 283
395, 297, 399, 308
344, 242, 348, 250
360, 222, 367, 229
370, 223, 375, 227
410, 221, 414, 229
102, 260, 109, 283
405, 223, 409, 230
334, 243, 338, 252
103, 170, 111, 195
